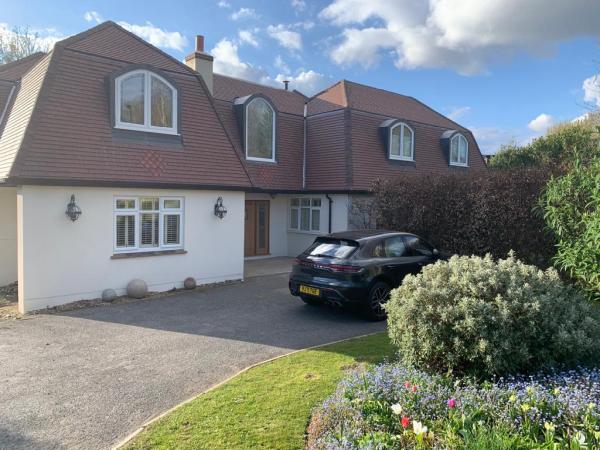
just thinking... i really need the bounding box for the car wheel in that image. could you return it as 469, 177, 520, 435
300, 295, 321, 306
364, 281, 390, 321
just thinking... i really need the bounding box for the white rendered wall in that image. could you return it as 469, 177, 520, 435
17, 185, 244, 313
285, 194, 349, 257
0, 187, 17, 286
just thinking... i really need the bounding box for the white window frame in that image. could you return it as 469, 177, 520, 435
245, 97, 276, 162
389, 122, 414, 161
113, 196, 184, 254
289, 197, 322, 234
449, 133, 469, 167
115, 69, 178, 135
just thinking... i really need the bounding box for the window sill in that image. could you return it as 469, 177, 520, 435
288, 229, 322, 235
111, 249, 187, 259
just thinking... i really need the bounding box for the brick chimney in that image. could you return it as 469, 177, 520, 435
185, 35, 214, 95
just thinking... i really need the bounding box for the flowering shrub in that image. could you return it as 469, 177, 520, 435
307, 363, 600, 449
385, 253, 600, 378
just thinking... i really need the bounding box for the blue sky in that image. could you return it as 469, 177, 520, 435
2, 0, 600, 154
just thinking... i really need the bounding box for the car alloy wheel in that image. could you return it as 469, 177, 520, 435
366, 281, 390, 321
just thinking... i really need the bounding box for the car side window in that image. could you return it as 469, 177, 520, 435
405, 236, 434, 257
383, 236, 409, 257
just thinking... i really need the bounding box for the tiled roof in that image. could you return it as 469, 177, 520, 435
0, 52, 47, 81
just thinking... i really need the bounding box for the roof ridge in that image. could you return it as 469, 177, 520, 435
214, 73, 305, 99
306, 79, 348, 106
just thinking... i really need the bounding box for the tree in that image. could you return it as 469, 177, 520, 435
0, 26, 48, 65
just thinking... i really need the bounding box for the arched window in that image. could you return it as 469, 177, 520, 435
115, 70, 177, 134
389, 122, 414, 161
245, 97, 275, 161
450, 133, 468, 166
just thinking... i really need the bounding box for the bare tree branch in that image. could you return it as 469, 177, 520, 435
0, 26, 49, 65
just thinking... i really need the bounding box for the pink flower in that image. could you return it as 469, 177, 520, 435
412, 385, 418, 393
401, 416, 410, 428
447, 398, 456, 409
405, 381, 411, 389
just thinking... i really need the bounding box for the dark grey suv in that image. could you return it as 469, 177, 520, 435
289, 230, 442, 320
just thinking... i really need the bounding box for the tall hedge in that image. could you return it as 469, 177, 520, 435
372, 169, 555, 266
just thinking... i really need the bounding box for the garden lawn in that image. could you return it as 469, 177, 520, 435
124, 332, 394, 450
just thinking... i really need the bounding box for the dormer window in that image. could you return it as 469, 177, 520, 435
389, 122, 414, 161
450, 133, 468, 166
115, 69, 178, 135
245, 97, 275, 161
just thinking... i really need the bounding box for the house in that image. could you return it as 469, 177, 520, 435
0, 22, 486, 313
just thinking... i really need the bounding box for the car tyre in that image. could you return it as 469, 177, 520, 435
300, 295, 321, 306
364, 281, 390, 321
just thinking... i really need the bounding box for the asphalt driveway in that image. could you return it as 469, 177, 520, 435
0, 273, 386, 449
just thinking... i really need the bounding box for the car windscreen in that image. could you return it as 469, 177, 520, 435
305, 238, 359, 259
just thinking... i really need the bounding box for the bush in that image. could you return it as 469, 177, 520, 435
385, 253, 600, 378
540, 157, 600, 300
373, 168, 555, 267
307, 363, 600, 449
489, 119, 600, 170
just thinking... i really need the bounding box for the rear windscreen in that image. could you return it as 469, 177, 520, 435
306, 239, 358, 259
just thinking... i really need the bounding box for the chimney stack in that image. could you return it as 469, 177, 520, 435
185, 34, 214, 95
283, 80, 290, 91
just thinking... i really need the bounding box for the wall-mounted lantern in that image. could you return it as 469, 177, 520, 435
65, 194, 82, 222
214, 196, 227, 219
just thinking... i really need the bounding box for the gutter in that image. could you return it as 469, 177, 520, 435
325, 194, 333, 233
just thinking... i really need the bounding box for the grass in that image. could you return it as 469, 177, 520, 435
124, 332, 394, 450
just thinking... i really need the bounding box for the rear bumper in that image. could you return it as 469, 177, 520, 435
288, 275, 369, 306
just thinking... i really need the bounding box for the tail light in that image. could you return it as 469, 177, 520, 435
295, 258, 362, 273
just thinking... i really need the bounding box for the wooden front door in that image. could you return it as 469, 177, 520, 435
245, 200, 269, 256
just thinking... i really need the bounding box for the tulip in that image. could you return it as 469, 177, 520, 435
401, 416, 410, 428
447, 398, 456, 409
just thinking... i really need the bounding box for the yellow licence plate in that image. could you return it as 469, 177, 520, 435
299, 285, 321, 296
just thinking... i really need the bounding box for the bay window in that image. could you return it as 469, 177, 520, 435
114, 197, 183, 253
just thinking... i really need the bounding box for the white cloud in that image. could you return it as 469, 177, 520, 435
267, 24, 302, 51
117, 21, 188, 51
275, 70, 331, 96
572, 112, 590, 123
83, 11, 103, 24
230, 8, 260, 20
291, 0, 306, 11
238, 29, 259, 47
274, 55, 290, 73
217, 0, 231, 8
211, 38, 330, 96
583, 74, 600, 108
528, 113, 554, 133
470, 126, 521, 154
447, 106, 471, 121
320, 0, 600, 74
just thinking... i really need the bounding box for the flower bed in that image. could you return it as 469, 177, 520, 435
307, 364, 600, 449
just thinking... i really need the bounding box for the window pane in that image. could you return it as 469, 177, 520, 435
384, 236, 408, 257
311, 209, 320, 231
290, 198, 299, 207
151, 76, 173, 128
300, 208, 310, 231
246, 98, 274, 159
406, 236, 433, 256
301, 198, 310, 207
402, 127, 413, 158
311, 198, 321, 207
390, 125, 401, 156
459, 136, 468, 164
163, 199, 181, 209
120, 73, 145, 125
116, 215, 135, 248
163, 214, 180, 245
290, 208, 299, 229
450, 137, 459, 162
116, 199, 135, 209
140, 213, 159, 247
140, 197, 159, 211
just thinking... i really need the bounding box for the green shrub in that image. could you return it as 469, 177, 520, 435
373, 169, 555, 267
385, 253, 600, 378
540, 157, 600, 300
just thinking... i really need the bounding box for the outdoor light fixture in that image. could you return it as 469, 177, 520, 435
65, 194, 82, 222
214, 196, 227, 219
